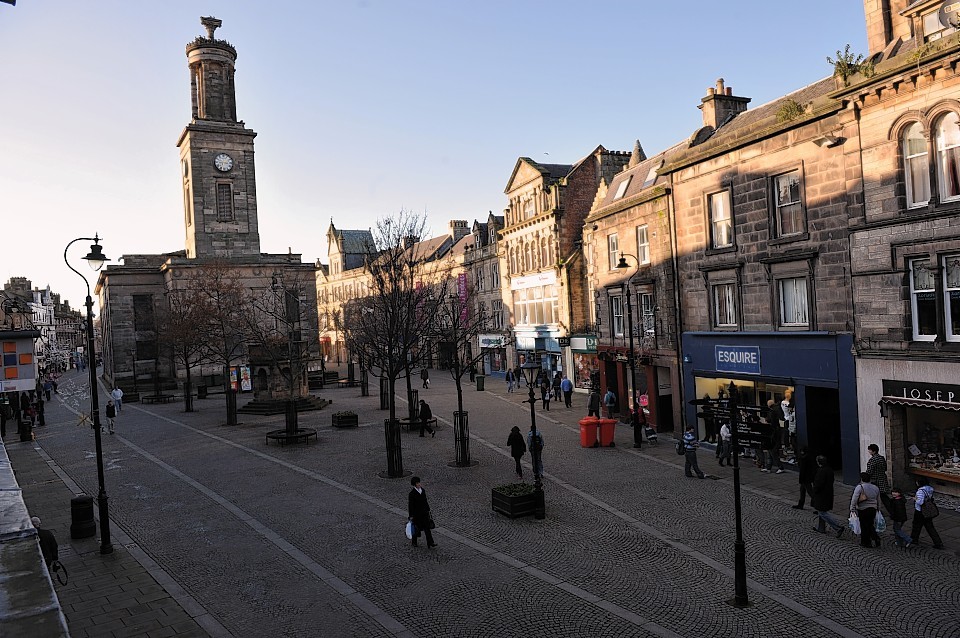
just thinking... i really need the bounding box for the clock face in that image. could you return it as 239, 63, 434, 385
214, 153, 234, 172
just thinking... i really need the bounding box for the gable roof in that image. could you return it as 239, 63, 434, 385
337, 229, 374, 254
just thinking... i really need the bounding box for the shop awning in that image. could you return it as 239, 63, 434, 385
879, 396, 960, 412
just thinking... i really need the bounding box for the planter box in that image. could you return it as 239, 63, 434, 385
491, 488, 536, 518
332, 414, 358, 428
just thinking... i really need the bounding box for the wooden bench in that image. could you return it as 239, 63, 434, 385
336, 378, 359, 388
141, 394, 176, 404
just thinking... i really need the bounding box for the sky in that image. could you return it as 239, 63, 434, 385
0, 0, 868, 311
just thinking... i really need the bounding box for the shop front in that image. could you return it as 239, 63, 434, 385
570, 334, 599, 392
515, 332, 563, 376
478, 334, 508, 377
682, 332, 859, 484
875, 377, 960, 498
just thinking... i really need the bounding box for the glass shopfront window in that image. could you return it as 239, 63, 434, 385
513, 285, 559, 326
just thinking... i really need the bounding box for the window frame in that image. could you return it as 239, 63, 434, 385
903, 121, 931, 208
771, 169, 805, 239
712, 282, 739, 330
910, 258, 938, 342
944, 254, 960, 342
610, 294, 624, 337
636, 225, 650, 265
216, 182, 234, 222
613, 175, 632, 200
708, 189, 734, 250
935, 112, 960, 203
777, 276, 810, 330
607, 233, 620, 270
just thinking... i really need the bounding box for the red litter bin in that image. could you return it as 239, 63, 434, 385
578, 417, 599, 448
598, 418, 618, 447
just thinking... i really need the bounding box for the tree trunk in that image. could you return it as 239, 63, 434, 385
183, 364, 194, 413
224, 364, 237, 425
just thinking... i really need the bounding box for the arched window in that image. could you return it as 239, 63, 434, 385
524, 242, 532, 272
510, 246, 517, 274
936, 112, 960, 201
540, 237, 548, 268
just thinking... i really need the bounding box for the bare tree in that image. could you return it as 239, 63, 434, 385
436, 274, 488, 466
242, 271, 312, 432
337, 210, 445, 477
157, 282, 210, 413
185, 262, 250, 426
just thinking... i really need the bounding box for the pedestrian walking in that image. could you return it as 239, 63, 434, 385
552, 372, 562, 401
0, 399, 8, 439
417, 399, 435, 438
792, 447, 817, 509
43, 379, 53, 401
560, 375, 573, 408
683, 425, 705, 479
781, 389, 797, 452
851, 472, 882, 548
865, 443, 891, 512
811, 455, 846, 537
105, 400, 117, 434
507, 425, 526, 479
407, 476, 437, 548
505, 368, 515, 393
603, 387, 617, 419
718, 420, 733, 466
587, 388, 601, 417
420, 368, 430, 389
761, 403, 784, 474
888, 487, 913, 548
30, 517, 59, 570
35, 396, 45, 427
910, 476, 944, 549
528, 424, 544, 479
20, 392, 30, 421
111, 386, 124, 412
540, 379, 551, 411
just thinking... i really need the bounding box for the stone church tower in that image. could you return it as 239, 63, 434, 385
178, 16, 260, 259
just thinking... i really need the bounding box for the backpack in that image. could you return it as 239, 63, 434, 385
676, 438, 686, 456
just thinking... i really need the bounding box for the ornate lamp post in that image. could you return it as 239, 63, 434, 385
520, 359, 545, 519
63, 235, 113, 555
615, 253, 643, 449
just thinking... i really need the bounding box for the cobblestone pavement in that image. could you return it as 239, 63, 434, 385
11, 370, 960, 638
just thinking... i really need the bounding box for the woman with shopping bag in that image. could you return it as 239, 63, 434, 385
850, 472, 881, 548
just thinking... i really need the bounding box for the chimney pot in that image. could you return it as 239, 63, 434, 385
726, 87, 732, 96
707, 87, 715, 96
716, 78, 725, 92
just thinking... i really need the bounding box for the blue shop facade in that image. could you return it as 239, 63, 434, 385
682, 332, 860, 484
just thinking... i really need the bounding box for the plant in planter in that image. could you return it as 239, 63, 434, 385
492, 482, 537, 518
332, 410, 359, 428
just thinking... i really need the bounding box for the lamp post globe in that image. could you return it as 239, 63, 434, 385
64, 235, 113, 555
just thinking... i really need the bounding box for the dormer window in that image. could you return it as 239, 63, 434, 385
642, 163, 660, 188
613, 176, 632, 200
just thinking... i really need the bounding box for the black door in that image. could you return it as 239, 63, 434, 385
804, 387, 842, 471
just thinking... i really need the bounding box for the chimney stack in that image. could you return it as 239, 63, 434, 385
699, 78, 750, 130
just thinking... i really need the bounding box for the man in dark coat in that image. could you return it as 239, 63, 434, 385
792, 447, 817, 509
507, 426, 526, 479
811, 455, 846, 537
31, 517, 58, 568
417, 400, 434, 438
407, 476, 436, 548
587, 389, 601, 417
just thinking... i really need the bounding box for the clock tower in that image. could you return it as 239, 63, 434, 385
177, 16, 261, 259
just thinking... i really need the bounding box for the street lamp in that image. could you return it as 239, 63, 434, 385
520, 359, 546, 519
63, 235, 113, 555
615, 253, 643, 450
726, 380, 750, 608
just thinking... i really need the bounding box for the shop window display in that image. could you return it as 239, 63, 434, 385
906, 408, 960, 482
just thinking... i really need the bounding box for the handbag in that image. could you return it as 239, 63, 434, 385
676, 439, 685, 456
848, 512, 861, 536
874, 511, 886, 533
427, 518, 436, 530
920, 495, 940, 519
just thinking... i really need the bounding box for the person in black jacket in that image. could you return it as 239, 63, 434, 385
507, 426, 527, 479
792, 447, 817, 509
407, 476, 436, 548
417, 400, 434, 437
31, 516, 58, 568
811, 455, 846, 537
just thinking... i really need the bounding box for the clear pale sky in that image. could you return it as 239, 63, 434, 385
0, 0, 867, 311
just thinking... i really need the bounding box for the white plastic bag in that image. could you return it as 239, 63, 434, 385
405, 520, 415, 540
875, 511, 886, 533
848, 512, 861, 536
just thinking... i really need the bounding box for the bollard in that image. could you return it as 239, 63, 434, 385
70, 495, 96, 539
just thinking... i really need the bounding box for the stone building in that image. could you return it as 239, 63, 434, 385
463, 213, 508, 377
585, 141, 684, 431
96, 17, 317, 398
661, 76, 862, 482
848, 0, 960, 495
500, 148, 630, 379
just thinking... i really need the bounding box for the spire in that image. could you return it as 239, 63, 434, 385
629, 140, 646, 168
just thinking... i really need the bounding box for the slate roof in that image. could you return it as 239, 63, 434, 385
597, 141, 686, 209
337, 229, 374, 254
